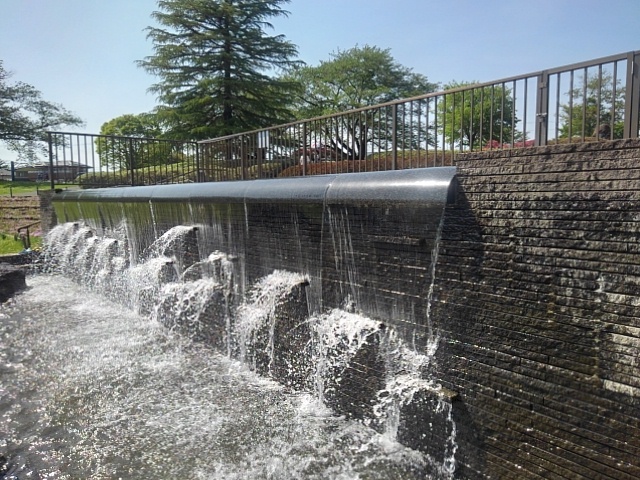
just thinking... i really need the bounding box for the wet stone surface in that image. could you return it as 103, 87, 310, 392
0, 264, 26, 303
0, 276, 443, 479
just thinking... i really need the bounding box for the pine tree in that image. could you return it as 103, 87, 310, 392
138, 0, 301, 140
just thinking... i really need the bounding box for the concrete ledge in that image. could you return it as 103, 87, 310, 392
0, 252, 38, 265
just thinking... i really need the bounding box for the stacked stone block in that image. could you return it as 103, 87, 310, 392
432, 140, 640, 479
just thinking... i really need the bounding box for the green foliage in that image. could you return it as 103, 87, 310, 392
0, 233, 28, 255
99, 113, 163, 138
138, 0, 302, 139
286, 45, 437, 118
96, 113, 183, 169
284, 45, 438, 159
438, 81, 519, 149
77, 160, 197, 187
558, 72, 624, 139
0, 60, 83, 163
0, 233, 42, 254
76, 156, 287, 187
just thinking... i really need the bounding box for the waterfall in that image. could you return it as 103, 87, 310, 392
15, 166, 460, 478
30, 217, 459, 478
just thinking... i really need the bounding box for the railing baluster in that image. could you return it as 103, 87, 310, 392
44, 50, 638, 188
534, 71, 549, 147
624, 52, 640, 138
48, 132, 55, 190
391, 103, 398, 170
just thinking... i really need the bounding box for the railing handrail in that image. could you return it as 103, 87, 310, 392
45, 49, 640, 189
17, 221, 41, 250
46, 131, 199, 144
199, 50, 639, 144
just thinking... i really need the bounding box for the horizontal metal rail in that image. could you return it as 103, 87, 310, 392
45, 132, 200, 189
17, 221, 41, 250
45, 50, 640, 188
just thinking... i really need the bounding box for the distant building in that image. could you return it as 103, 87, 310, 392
0, 168, 11, 181
13, 162, 91, 182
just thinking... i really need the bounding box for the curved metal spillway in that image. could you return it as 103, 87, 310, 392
52, 167, 457, 338
53, 167, 457, 205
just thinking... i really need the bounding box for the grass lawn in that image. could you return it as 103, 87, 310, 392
0, 232, 41, 255
0, 180, 44, 196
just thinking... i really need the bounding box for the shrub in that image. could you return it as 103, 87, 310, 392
279, 151, 456, 177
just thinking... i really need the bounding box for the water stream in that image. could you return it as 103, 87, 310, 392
1, 221, 457, 479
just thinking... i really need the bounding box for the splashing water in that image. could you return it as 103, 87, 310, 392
235, 270, 307, 369
312, 309, 381, 403
0, 222, 459, 478
1, 277, 434, 479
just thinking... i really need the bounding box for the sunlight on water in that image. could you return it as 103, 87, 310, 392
1, 276, 434, 479
0, 221, 461, 478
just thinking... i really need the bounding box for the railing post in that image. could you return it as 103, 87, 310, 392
624, 51, 640, 139
240, 136, 247, 180
47, 132, 55, 190
534, 71, 549, 146
391, 103, 398, 170
128, 138, 135, 186
302, 123, 307, 176
254, 133, 262, 179
195, 142, 202, 182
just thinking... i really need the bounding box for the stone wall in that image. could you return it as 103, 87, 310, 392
432, 139, 640, 479
0, 195, 39, 234
48, 142, 640, 478
0, 264, 27, 302
37, 189, 57, 234
52, 169, 455, 338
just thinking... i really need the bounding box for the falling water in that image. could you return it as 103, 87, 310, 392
1, 222, 458, 479
424, 207, 447, 350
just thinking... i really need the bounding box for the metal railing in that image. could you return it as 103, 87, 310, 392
46, 132, 200, 189
47, 50, 640, 188
17, 221, 40, 250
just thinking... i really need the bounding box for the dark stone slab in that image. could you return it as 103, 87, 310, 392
0, 252, 38, 266
0, 263, 27, 302
245, 281, 312, 390
397, 386, 459, 467
270, 282, 313, 390
155, 283, 229, 350
323, 328, 386, 420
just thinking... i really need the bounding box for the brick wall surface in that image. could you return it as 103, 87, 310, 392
432, 139, 640, 479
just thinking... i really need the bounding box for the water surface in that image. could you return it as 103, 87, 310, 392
1, 276, 432, 479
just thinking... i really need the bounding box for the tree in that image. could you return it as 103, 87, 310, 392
437, 81, 519, 150
558, 72, 624, 139
0, 60, 83, 163
96, 113, 182, 169
287, 45, 438, 117
100, 113, 164, 139
284, 45, 439, 159
138, 0, 302, 140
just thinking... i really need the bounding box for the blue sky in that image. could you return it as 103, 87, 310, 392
1, 0, 639, 137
